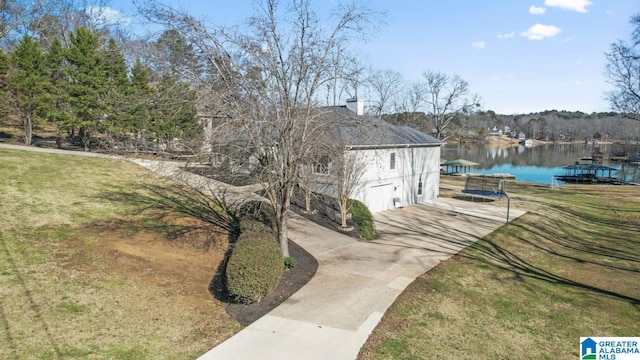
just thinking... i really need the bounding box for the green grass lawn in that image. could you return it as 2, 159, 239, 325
360, 178, 640, 359
0, 149, 239, 359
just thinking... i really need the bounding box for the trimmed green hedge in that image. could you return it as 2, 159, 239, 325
347, 199, 376, 240
237, 200, 275, 229
225, 220, 283, 304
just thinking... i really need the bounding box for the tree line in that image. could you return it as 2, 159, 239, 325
3, 1, 638, 150
0, 2, 201, 152
383, 109, 640, 144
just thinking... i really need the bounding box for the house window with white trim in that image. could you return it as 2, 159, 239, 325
418, 178, 423, 195
390, 152, 396, 170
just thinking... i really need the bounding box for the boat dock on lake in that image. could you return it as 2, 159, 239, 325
554, 163, 637, 185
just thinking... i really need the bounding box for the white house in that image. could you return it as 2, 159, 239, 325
318, 99, 444, 213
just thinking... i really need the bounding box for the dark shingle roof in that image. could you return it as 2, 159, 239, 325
320, 106, 443, 148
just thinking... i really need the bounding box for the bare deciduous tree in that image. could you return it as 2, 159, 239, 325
140, 0, 380, 257
365, 69, 404, 116
421, 70, 480, 140
606, 13, 640, 121
297, 154, 322, 213
343, 57, 367, 100
0, 0, 49, 45
331, 149, 367, 229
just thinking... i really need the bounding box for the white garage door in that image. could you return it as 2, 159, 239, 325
364, 183, 395, 213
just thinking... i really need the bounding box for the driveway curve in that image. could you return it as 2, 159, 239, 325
200, 199, 525, 359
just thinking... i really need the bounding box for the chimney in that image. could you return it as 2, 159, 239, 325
346, 98, 364, 116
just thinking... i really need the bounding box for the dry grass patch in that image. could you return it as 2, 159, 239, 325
360, 178, 640, 359
0, 149, 240, 359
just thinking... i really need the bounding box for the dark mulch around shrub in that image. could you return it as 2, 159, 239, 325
190, 166, 361, 324
225, 239, 318, 326
290, 204, 360, 238
289, 186, 361, 238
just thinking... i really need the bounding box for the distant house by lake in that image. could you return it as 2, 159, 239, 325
488, 126, 510, 136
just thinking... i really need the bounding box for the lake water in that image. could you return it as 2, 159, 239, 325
443, 143, 640, 185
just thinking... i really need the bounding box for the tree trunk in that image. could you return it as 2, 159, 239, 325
339, 197, 348, 228
273, 181, 294, 259
56, 128, 63, 149
304, 188, 311, 212
23, 115, 32, 145
81, 127, 90, 151
278, 211, 290, 258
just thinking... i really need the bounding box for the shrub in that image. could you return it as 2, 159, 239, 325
347, 199, 376, 240
237, 200, 275, 229
225, 220, 283, 304
284, 256, 297, 269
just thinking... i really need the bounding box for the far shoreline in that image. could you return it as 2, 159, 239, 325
448, 135, 615, 149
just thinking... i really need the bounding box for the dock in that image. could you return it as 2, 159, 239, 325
555, 163, 637, 185
609, 156, 629, 162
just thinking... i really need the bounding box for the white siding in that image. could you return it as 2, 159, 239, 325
350, 145, 441, 213
363, 183, 395, 213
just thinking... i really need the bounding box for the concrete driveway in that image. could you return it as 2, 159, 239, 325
199, 199, 525, 360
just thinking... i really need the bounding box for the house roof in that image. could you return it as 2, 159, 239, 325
320, 106, 443, 149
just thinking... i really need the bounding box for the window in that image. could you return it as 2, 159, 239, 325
389, 152, 396, 170
418, 178, 423, 195
316, 155, 330, 174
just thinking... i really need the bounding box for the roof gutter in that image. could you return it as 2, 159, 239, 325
345, 142, 444, 151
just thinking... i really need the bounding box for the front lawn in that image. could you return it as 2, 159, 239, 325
0, 149, 240, 359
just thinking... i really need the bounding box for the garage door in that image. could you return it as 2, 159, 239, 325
364, 183, 394, 213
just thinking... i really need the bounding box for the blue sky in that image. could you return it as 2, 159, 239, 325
107, 0, 639, 114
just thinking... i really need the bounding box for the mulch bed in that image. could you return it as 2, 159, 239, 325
289, 187, 361, 238
225, 240, 318, 325
185, 165, 360, 325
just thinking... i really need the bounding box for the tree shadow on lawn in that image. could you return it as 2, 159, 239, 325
96, 182, 319, 324
507, 217, 640, 272
463, 238, 640, 307
372, 206, 639, 307
0, 232, 62, 359
97, 182, 241, 301
446, 190, 640, 305
98, 182, 242, 244
459, 217, 640, 308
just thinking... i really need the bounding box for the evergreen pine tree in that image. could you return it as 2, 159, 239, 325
0, 50, 8, 78
149, 76, 201, 154
8, 34, 50, 145
0, 50, 9, 118
65, 27, 106, 151
101, 38, 131, 149
129, 58, 152, 151
46, 37, 71, 148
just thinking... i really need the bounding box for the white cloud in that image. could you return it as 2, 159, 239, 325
472, 41, 486, 49
544, 0, 593, 13
529, 6, 546, 15
84, 6, 131, 27
497, 32, 515, 39
520, 24, 562, 40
